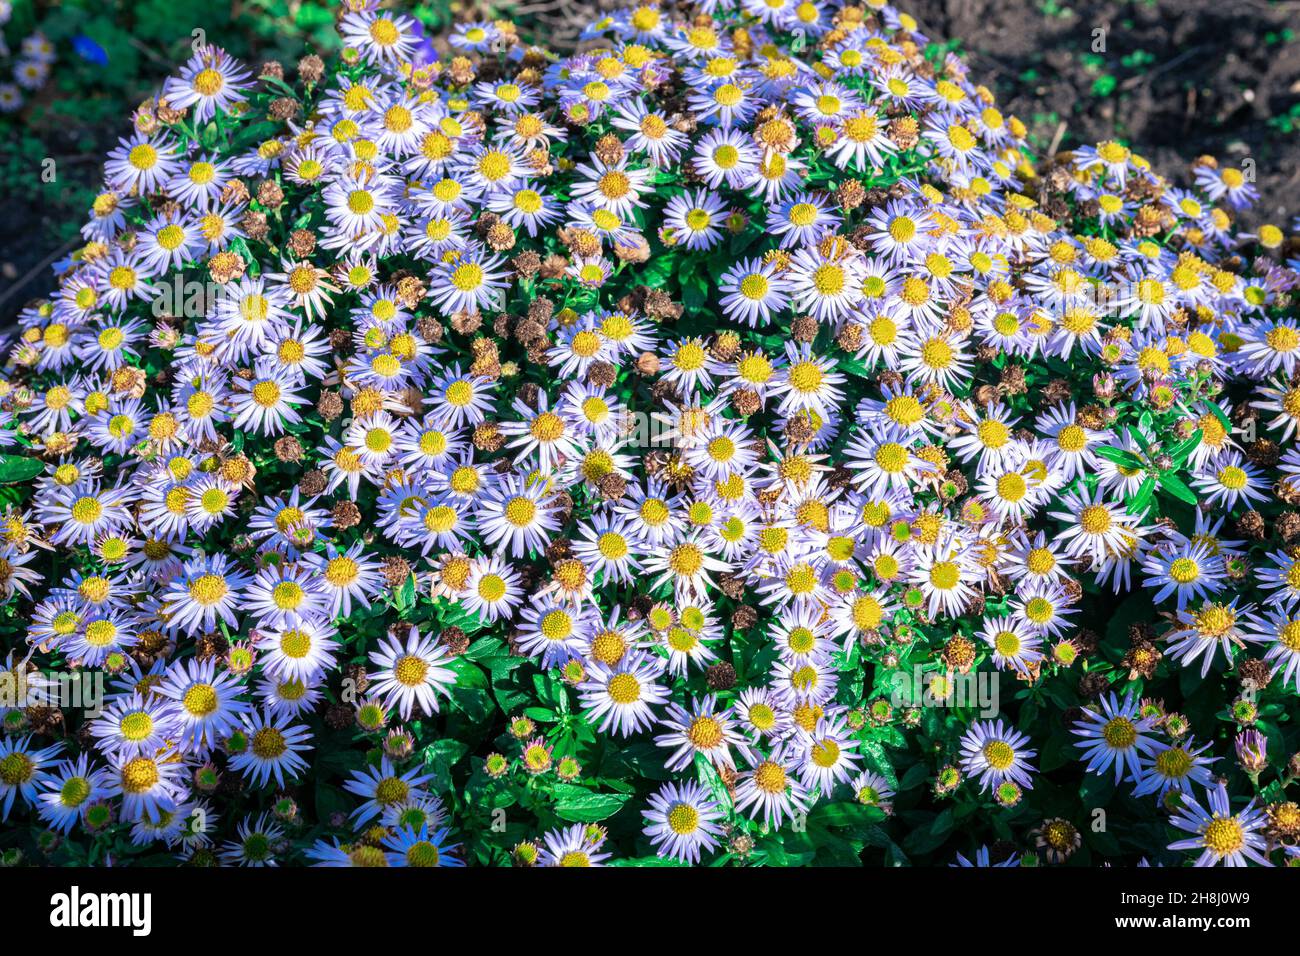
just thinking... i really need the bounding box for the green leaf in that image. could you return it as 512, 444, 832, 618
491, 673, 532, 714
551, 783, 631, 822
809, 801, 887, 830
1091, 74, 1117, 97
1128, 425, 1154, 453
422, 738, 469, 785
1167, 429, 1203, 468
295, 4, 337, 27
1127, 476, 1156, 515
696, 753, 734, 813
0, 455, 43, 484
1158, 472, 1198, 505
1094, 444, 1144, 469
392, 572, 417, 612
463, 636, 506, 661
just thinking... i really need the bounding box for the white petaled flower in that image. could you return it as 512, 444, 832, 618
87, 693, 180, 760
516, 599, 592, 669
343, 757, 435, 826
37, 755, 112, 834
44, 481, 133, 547
1132, 738, 1216, 799
104, 133, 181, 195
734, 742, 811, 828
537, 824, 611, 867
578, 652, 669, 737
826, 108, 895, 170
499, 391, 584, 471
775, 341, 846, 418
850, 770, 896, 812
1141, 539, 1225, 611
381, 823, 465, 868
427, 244, 511, 314
162, 46, 253, 124
211, 277, 293, 357
229, 363, 307, 436
978, 614, 1043, 676
219, 813, 287, 867
244, 563, 332, 630
642, 535, 730, 600
1168, 783, 1273, 867
768, 191, 842, 249
1049, 489, 1143, 566
1192, 452, 1268, 511
303, 542, 382, 618
160, 553, 251, 636
1165, 599, 1262, 677
368, 627, 458, 721
950, 401, 1021, 476
1072, 693, 1160, 784
255, 620, 340, 684
718, 256, 791, 327
106, 751, 188, 824
786, 247, 864, 324
478, 475, 561, 558
642, 780, 724, 864
653, 695, 746, 772
228, 711, 313, 788
339, 9, 420, 66
0, 736, 64, 821
1253, 607, 1300, 692
662, 188, 727, 251
427, 364, 495, 429
462, 556, 525, 623
959, 719, 1037, 793
794, 715, 861, 793
909, 536, 981, 619
157, 657, 253, 753
1009, 579, 1078, 638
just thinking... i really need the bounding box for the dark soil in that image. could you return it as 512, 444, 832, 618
905, 0, 1300, 224
0, 81, 151, 325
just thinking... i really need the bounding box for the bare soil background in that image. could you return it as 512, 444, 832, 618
906, 0, 1300, 223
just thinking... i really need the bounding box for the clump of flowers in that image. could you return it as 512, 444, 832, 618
2, 0, 1300, 868
0, 9, 55, 114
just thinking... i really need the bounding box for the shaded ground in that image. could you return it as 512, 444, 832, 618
906, 0, 1300, 224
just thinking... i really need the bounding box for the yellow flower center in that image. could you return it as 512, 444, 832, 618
607, 672, 640, 704
929, 561, 960, 590
1168, 558, 1200, 584
394, 655, 428, 687
753, 761, 787, 793
128, 144, 158, 170
811, 264, 845, 296
1079, 505, 1111, 534
183, 684, 219, 717
1202, 817, 1244, 855
120, 757, 159, 794
982, 740, 1014, 770
1056, 424, 1087, 452
540, 610, 573, 641
369, 18, 400, 46
504, 496, 537, 527
1217, 466, 1247, 491
1102, 716, 1137, 749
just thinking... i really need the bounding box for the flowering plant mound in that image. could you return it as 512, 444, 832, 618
3, 0, 1300, 868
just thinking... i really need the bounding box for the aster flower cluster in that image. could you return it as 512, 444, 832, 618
0, 8, 55, 115
2, 0, 1300, 869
